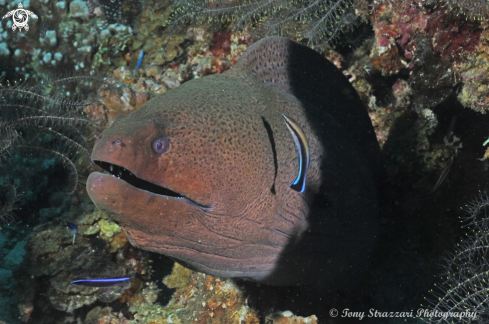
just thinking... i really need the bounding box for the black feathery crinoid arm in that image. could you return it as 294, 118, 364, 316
169, 0, 361, 46
0, 75, 108, 223
423, 0, 489, 21
423, 193, 489, 323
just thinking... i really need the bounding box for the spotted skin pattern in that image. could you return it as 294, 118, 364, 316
88, 37, 381, 289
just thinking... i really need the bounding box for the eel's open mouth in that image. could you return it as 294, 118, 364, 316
93, 160, 209, 208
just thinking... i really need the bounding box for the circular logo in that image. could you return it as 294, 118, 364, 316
2, 3, 37, 32
13, 9, 28, 28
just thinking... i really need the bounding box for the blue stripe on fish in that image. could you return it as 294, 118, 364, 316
282, 114, 310, 193
70, 277, 131, 287
134, 49, 144, 71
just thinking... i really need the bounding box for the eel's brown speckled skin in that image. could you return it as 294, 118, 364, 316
87, 37, 381, 289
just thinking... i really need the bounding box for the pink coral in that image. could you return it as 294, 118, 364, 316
425, 10, 481, 57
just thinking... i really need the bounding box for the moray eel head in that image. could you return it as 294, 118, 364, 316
89, 116, 211, 212
88, 37, 380, 288
87, 85, 282, 280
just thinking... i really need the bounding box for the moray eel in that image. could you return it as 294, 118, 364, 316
87, 37, 381, 289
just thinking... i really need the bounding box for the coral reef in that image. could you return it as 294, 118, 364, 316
0, 0, 137, 78
84, 80, 154, 128
170, 0, 363, 46
340, 0, 488, 190
18, 203, 318, 323
17, 201, 151, 316
4, 0, 489, 322
367, 0, 489, 112
456, 28, 489, 112
0, 0, 250, 97
84, 262, 261, 324
327, 5, 489, 319
424, 0, 489, 21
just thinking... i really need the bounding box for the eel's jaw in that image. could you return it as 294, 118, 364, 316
86, 170, 202, 245
87, 171, 281, 282
92, 160, 209, 209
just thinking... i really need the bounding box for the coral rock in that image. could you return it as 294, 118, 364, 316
265, 311, 318, 324
70, 0, 89, 18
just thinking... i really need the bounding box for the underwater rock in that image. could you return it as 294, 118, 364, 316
265, 311, 317, 324
76, 209, 103, 235
0, 0, 137, 78
48, 278, 98, 312
371, 1, 426, 76
25, 221, 76, 276
84, 306, 113, 324
39, 207, 63, 220
409, 36, 455, 108
69, 0, 89, 18
49, 268, 131, 312
456, 28, 489, 112
425, 9, 481, 58
352, 1, 471, 189
163, 262, 191, 289
42, 30, 57, 48
99, 219, 121, 237
16, 265, 36, 322
83, 262, 317, 323
210, 30, 233, 56
370, 1, 485, 109
45, 237, 129, 311
84, 81, 154, 128
0, 42, 9, 57
19, 212, 151, 314
86, 262, 261, 323
0, 268, 12, 287
159, 272, 260, 324
0, 0, 250, 113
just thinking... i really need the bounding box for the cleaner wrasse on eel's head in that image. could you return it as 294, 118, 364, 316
87, 37, 381, 290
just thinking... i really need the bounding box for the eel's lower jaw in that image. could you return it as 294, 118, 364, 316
93, 160, 210, 209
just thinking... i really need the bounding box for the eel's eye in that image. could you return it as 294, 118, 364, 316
151, 136, 169, 154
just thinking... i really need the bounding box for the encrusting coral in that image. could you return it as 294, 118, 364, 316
84, 262, 318, 324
